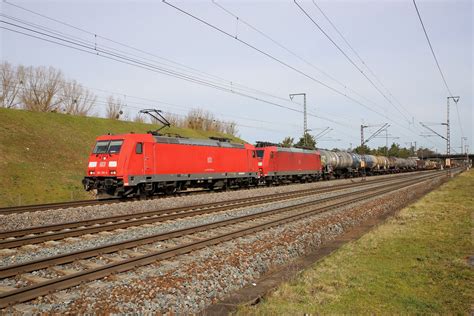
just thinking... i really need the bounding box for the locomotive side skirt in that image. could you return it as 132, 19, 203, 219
126, 172, 260, 186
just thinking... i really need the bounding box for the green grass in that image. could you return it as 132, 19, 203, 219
239, 170, 473, 314
0, 108, 243, 207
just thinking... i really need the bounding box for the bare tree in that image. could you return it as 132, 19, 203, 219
20, 66, 64, 112
185, 108, 205, 130
161, 112, 183, 127
106, 95, 124, 119
1, 62, 22, 108
133, 112, 146, 123
224, 121, 239, 136
61, 80, 96, 115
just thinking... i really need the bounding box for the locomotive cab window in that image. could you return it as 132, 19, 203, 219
136, 142, 143, 154
93, 140, 124, 154
252, 151, 256, 158
270, 152, 274, 159
93, 141, 110, 154
256, 150, 264, 158
108, 140, 123, 154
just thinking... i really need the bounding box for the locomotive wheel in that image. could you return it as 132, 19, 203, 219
164, 186, 176, 195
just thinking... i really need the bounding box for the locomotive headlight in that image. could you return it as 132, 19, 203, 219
110, 170, 117, 175
108, 161, 117, 167
88, 161, 97, 168
89, 170, 95, 175
258, 162, 263, 167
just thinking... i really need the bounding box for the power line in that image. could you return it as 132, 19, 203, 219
310, 0, 434, 147
212, 0, 386, 110
2, 1, 308, 108
0, 21, 303, 113
311, 0, 413, 120
0, 8, 361, 134
163, 0, 438, 149
412, 0, 464, 139
163, 1, 406, 124
0, 16, 361, 134
294, 0, 411, 123
211, 0, 391, 131
412, 0, 454, 96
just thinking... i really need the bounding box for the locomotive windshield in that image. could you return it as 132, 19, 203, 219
256, 150, 264, 158
108, 140, 123, 153
92, 140, 124, 154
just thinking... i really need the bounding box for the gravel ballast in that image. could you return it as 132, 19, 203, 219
0, 175, 445, 314
0, 171, 431, 233
0, 177, 421, 267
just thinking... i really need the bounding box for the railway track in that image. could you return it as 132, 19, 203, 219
0, 170, 440, 215
0, 171, 444, 308
0, 171, 441, 249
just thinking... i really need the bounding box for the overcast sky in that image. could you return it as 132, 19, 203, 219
1, 0, 472, 153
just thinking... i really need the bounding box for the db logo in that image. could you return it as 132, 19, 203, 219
100, 162, 106, 167
207, 157, 213, 163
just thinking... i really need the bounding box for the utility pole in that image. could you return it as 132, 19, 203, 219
446, 96, 460, 169
461, 136, 467, 166
361, 125, 367, 149
466, 144, 470, 169
289, 93, 307, 145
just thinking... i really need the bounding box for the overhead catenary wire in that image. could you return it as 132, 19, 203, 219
162, 1, 406, 124
3, 0, 426, 146
0, 9, 362, 135
1, 2, 310, 108
310, 0, 433, 147
0, 17, 363, 136
412, 0, 464, 140
162, 0, 440, 149
211, 0, 393, 114
211, 0, 394, 132
1, 1, 440, 149
311, 0, 414, 121
294, 0, 411, 124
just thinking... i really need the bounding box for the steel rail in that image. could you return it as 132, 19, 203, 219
0, 171, 439, 248
0, 172, 444, 308
0, 199, 116, 215
0, 170, 437, 215
0, 173, 441, 279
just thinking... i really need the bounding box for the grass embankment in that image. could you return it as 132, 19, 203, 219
240, 170, 473, 314
0, 108, 243, 207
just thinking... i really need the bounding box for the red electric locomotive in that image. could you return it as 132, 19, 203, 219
82, 133, 259, 198
256, 145, 322, 184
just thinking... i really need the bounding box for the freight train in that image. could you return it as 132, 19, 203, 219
82, 133, 421, 198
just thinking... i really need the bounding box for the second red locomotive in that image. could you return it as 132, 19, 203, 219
256, 146, 322, 184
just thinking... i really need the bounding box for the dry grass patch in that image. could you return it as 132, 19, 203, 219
239, 170, 473, 314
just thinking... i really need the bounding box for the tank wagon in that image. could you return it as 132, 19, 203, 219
256, 146, 322, 184
83, 134, 259, 198
319, 150, 360, 178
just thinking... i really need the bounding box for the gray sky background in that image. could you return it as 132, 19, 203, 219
1, 0, 472, 153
